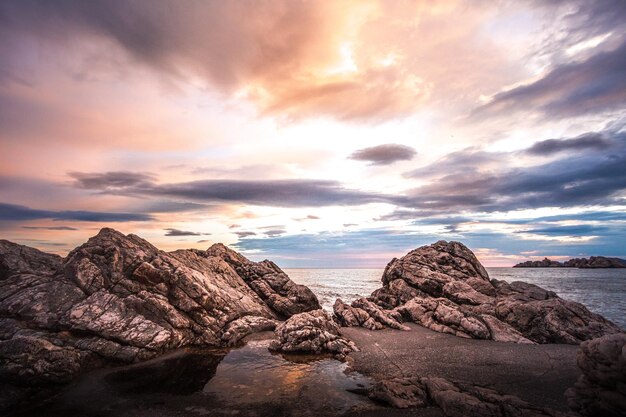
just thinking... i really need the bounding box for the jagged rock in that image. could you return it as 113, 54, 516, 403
514, 256, 626, 268
342, 241, 621, 344
369, 376, 571, 416
566, 333, 626, 417
206, 243, 320, 317
270, 309, 358, 357
0, 228, 319, 406
333, 298, 409, 331
220, 315, 279, 346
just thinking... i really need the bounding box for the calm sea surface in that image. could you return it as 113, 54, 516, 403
285, 267, 626, 329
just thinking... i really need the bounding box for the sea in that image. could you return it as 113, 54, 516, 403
285, 267, 626, 329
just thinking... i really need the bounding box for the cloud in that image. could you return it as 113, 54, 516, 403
401, 127, 626, 213
525, 132, 613, 155
0, 202, 153, 222
349, 144, 417, 165
22, 225, 78, 230
518, 224, 607, 236
69, 171, 155, 190
404, 148, 502, 178
475, 39, 626, 119
235, 231, 257, 238
0, 0, 529, 122
263, 229, 287, 237
164, 228, 207, 237
69, 174, 398, 207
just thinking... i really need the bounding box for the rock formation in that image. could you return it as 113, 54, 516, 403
513, 257, 565, 268
0, 228, 319, 406
566, 333, 626, 417
270, 309, 357, 358
514, 256, 626, 268
334, 241, 621, 344
368, 376, 570, 416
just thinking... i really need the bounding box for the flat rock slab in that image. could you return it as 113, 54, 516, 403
343, 323, 579, 412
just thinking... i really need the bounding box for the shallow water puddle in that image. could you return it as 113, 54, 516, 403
203, 338, 372, 414
18, 334, 373, 417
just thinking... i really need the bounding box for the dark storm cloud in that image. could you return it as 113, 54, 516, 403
69, 175, 398, 207
69, 171, 155, 190
525, 133, 613, 155
164, 228, 206, 237
22, 225, 78, 230
475, 39, 626, 119
349, 144, 417, 165
0, 202, 153, 222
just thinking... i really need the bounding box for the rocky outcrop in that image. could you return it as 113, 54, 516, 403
0, 229, 319, 403
566, 333, 626, 417
333, 298, 409, 331
514, 258, 565, 268
270, 309, 357, 358
338, 241, 621, 344
369, 376, 570, 416
514, 256, 626, 268
206, 243, 320, 316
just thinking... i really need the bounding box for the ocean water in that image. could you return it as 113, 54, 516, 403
285, 267, 626, 329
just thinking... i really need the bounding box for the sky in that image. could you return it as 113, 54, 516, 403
0, 0, 625, 267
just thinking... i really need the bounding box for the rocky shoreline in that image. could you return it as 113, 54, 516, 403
1, 229, 624, 416
513, 256, 626, 268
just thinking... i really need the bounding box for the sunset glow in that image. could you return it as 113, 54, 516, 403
1, 0, 625, 267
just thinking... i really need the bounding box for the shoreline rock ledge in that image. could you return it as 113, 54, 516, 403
334, 240, 622, 344
0, 228, 320, 409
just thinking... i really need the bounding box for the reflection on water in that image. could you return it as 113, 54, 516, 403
204, 338, 371, 414
17, 333, 373, 417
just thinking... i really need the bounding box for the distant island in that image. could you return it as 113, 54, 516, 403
513, 256, 626, 268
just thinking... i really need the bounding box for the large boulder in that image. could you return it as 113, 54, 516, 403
270, 309, 357, 358
0, 228, 319, 400
338, 241, 621, 344
566, 333, 626, 417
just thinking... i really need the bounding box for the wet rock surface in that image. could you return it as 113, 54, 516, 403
343, 323, 581, 413
340, 241, 621, 344
0, 228, 319, 410
270, 309, 358, 357
566, 333, 626, 417
369, 376, 572, 416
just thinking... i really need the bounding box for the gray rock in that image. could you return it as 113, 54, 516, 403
270, 309, 358, 357
369, 376, 572, 416
0, 228, 319, 404
333, 298, 409, 331
566, 332, 626, 417
340, 241, 621, 344
206, 243, 320, 317
220, 315, 279, 346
